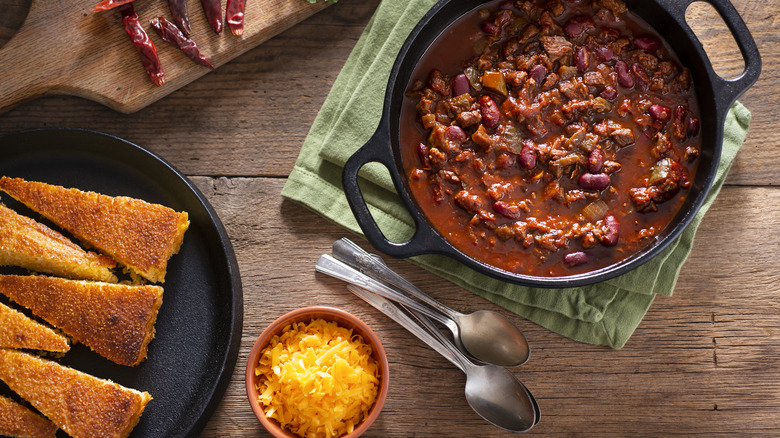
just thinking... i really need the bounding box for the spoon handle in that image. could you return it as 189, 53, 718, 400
344, 284, 469, 373
332, 238, 460, 321
315, 254, 452, 327
406, 306, 475, 371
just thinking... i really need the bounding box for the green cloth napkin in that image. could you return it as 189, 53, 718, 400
282, 0, 751, 348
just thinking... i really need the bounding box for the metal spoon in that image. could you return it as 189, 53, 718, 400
344, 282, 539, 432
330, 238, 530, 367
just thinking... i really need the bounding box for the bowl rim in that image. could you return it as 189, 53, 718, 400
245, 306, 390, 438
342, 0, 760, 288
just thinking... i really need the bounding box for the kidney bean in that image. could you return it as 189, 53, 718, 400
674, 105, 687, 121
594, 46, 614, 62
563, 251, 589, 267
564, 21, 583, 38
599, 86, 618, 101
588, 148, 604, 173
615, 61, 634, 88
498, 0, 513, 9
452, 74, 470, 96
649, 104, 671, 122
518, 141, 537, 169
563, 16, 595, 38
687, 117, 701, 138
493, 201, 523, 219
602, 214, 620, 246
481, 21, 500, 36
574, 46, 590, 73
445, 125, 468, 143
670, 105, 687, 139
578, 172, 610, 190
634, 36, 661, 51
417, 143, 430, 167
529, 65, 547, 85
480, 95, 501, 129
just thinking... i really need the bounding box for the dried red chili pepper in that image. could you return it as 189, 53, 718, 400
151, 17, 214, 70
120, 5, 165, 86
167, 0, 192, 36
93, 0, 134, 12
200, 0, 223, 34
226, 0, 246, 36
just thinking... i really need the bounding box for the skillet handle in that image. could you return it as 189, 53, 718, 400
697, 0, 761, 108
342, 121, 442, 259
658, 0, 761, 111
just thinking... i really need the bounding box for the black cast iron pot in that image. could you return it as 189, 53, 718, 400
343, 0, 761, 288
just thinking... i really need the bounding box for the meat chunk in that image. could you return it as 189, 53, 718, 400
457, 110, 482, 128
596, 0, 627, 15
540, 36, 573, 63
454, 190, 487, 215
611, 127, 634, 146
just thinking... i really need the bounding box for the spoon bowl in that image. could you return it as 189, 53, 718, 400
331, 238, 530, 367
464, 364, 537, 433
455, 310, 530, 367
339, 281, 539, 432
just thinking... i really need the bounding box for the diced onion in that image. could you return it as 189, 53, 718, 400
582, 199, 609, 222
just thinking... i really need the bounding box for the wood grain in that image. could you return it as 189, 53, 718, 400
192, 177, 780, 436
1, 0, 779, 436
0, 0, 329, 114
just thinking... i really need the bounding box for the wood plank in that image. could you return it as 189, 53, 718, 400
0, 0, 778, 435
0, 0, 379, 177
1, 0, 777, 186
0, 0, 330, 113
192, 176, 780, 435
685, 1, 780, 187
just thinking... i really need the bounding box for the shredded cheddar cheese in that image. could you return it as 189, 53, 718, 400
255, 318, 381, 438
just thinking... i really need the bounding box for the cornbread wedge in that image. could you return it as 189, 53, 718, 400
0, 302, 69, 353
0, 348, 151, 438
0, 275, 163, 367
0, 203, 117, 283
0, 395, 58, 438
0, 177, 189, 283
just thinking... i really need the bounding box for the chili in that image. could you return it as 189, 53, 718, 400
167, 0, 192, 37
93, 0, 134, 12
402, 0, 701, 277
120, 5, 165, 87
226, 0, 247, 36
151, 17, 214, 70
201, 0, 224, 34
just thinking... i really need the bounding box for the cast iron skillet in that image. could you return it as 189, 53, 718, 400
343, 0, 761, 288
0, 128, 243, 437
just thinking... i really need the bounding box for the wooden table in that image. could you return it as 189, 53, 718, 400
1, 0, 778, 435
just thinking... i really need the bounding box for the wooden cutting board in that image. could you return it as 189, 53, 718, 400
0, 0, 330, 114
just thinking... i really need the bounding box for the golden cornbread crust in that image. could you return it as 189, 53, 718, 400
0, 302, 70, 353
0, 349, 151, 438
0, 275, 163, 367
0, 395, 58, 438
0, 177, 190, 283
0, 203, 117, 283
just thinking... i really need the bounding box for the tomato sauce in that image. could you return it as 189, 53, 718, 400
401, 0, 701, 277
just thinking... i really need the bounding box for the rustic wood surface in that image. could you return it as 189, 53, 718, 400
1, 0, 778, 436
0, 0, 328, 114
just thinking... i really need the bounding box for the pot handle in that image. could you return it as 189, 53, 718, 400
658, 0, 761, 110
342, 122, 443, 259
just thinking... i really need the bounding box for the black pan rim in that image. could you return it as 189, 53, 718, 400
0, 127, 244, 437
344, 0, 759, 288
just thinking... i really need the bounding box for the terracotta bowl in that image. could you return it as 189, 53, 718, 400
245, 306, 389, 438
